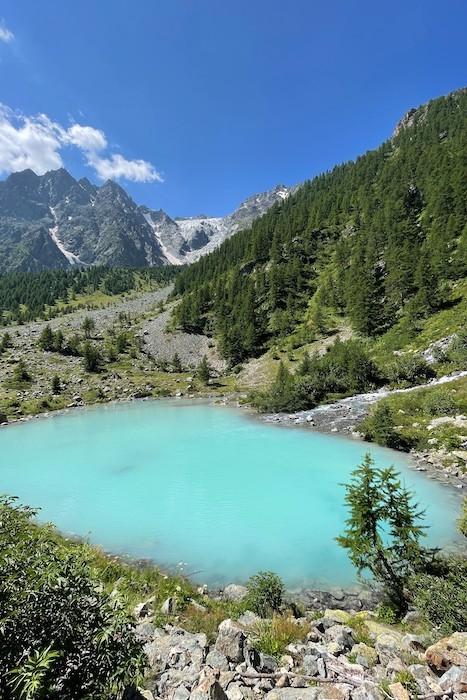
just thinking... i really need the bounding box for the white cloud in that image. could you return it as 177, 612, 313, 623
0, 104, 163, 183
0, 107, 63, 174
88, 153, 163, 183
66, 124, 107, 152
0, 21, 13, 43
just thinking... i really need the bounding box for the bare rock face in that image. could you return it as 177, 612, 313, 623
214, 620, 246, 665
141, 184, 294, 265
392, 108, 418, 139
425, 632, 467, 672
0, 168, 292, 271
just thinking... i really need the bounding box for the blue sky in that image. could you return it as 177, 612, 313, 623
0, 0, 466, 216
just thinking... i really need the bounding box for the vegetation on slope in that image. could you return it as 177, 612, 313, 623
0, 265, 178, 324
171, 90, 467, 381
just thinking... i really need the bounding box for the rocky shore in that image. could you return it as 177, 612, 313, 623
260, 373, 467, 492
125, 593, 467, 700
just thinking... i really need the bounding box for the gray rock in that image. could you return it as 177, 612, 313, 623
214, 619, 246, 664
260, 653, 279, 673
351, 643, 378, 669
324, 625, 354, 650
225, 683, 255, 700
264, 689, 318, 700
134, 621, 157, 641
223, 584, 249, 602
351, 682, 381, 700
171, 687, 191, 700
302, 655, 319, 676
190, 675, 228, 700
237, 610, 262, 627
161, 596, 178, 614
206, 650, 230, 672
439, 666, 467, 693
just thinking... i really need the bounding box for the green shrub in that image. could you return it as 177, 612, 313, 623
389, 354, 435, 386
246, 571, 284, 618
410, 556, 467, 635
458, 498, 467, 537
251, 614, 309, 657
421, 387, 458, 416
0, 496, 144, 699
361, 402, 403, 449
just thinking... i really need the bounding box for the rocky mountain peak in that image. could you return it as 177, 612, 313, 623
0, 169, 293, 271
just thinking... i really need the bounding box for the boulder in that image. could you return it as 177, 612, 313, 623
171, 688, 191, 700
237, 610, 262, 627
223, 584, 249, 602
206, 650, 230, 672
324, 625, 354, 650
324, 609, 352, 625
214, 619, 246, 664
438, 665, 467, 693
387, 682, 410, 700
133, 596, 155, 619
351, 681, 381, 700
190, 670, 228, 700
425, 632, 467, 672
351, 643, 379, 669
260, 653, 279, 673
225, 683, 255, 700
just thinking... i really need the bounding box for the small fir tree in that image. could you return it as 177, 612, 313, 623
81, 316, 96, 339
336, 453, 436, 613
197, 355, 212, 384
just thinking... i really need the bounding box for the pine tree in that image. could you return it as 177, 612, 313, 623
336, 454, 435, 612
197, 355, 212, 384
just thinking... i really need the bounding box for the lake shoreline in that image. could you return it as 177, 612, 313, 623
3, 381, 466, 493
1, 392, 463, 603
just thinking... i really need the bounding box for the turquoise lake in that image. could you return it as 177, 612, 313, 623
0, 399, 462, 588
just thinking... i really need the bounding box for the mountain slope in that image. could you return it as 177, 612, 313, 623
140, 184, 293, 264
0, 170, 291, 272
0, 168, 167, 272
172, 88, 467, 366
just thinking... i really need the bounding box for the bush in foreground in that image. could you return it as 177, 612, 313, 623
0, 496, 144, 699
246, 571, 284, 618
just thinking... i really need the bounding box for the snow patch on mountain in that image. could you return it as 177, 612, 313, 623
48, 207, 86, 266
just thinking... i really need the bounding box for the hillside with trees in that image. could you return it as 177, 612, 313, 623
171, 89, 467, 374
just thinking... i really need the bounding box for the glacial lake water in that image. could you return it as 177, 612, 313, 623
0, 399, 462, 589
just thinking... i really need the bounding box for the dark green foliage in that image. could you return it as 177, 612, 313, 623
0, 496, 144, 699
82, 342, 103, 373
361, 403, 403, 449
0, 266, 178, 324
12, 359, 32, 383
446, 329, 467, 369
458, 498, 467, 537
388, 354, 435, 386
197, 355, 212, 384
81, 316, 96, 339
336, 454, 436, 613
171, 352, 182, 372
0, 331, 12, 351
172, 90, 467, 364
37, 325, 54, 351
421, 387, 459, 416
246, 571, 285, 618
410, 556, 467, 634
51, 375, 61, 394
256, 339, 381, 412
